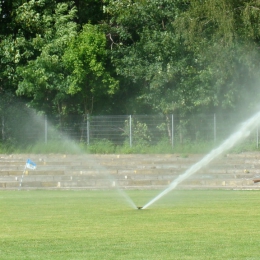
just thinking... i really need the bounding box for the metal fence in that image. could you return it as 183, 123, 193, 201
1, 110, 260, 148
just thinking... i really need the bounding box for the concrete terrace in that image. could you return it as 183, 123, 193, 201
0, 153, 260, 190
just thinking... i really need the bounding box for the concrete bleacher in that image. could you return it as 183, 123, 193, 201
0, 153, 260, 190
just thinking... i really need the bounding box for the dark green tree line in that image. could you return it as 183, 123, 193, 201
105, 0, 260, 117
1, 0, 260, 119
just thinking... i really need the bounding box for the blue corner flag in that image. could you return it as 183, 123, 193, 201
26, 159, 37, 170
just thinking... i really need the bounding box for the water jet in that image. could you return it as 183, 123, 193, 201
142, 110, 260, 209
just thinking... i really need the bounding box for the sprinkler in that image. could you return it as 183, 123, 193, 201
137, 206, 143, 210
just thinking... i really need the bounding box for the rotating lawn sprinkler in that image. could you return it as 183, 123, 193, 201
137, 206, 143, 210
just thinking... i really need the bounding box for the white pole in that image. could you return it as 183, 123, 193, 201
19, 164, 27, 190
87, 114, 90, 145
257, 125, 259, 149
171, 114, 174, 149
1, 116, 4, 141
45, 115, 47, 144
214, 113, 216, 143
129, 115, 132, 147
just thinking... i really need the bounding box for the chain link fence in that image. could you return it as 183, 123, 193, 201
1, 108, 260, 148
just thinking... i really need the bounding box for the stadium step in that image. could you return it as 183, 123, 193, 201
0, 153, 260, 190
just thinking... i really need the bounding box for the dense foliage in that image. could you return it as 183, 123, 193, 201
1, 0, 260, 117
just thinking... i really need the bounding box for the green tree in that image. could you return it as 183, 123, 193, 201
173, 0, 260, 114
105, 0, 260, 116
15, 1, 78, 114
105, 0, 206, 115
75, 0, 105, 25
2, 0, 118, 115
63, 24, 119, 114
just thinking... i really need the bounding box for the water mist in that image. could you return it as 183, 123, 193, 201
19, 107, 137, 209
142, 110, 260, 209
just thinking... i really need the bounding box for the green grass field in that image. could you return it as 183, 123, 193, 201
1, 189, 260, 260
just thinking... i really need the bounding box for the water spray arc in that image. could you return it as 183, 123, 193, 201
34, 110, 137, 209
142, 111, 260, 210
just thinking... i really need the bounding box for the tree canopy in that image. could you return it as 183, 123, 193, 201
1, 0, 260, 117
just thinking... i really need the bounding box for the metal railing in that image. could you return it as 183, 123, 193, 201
1, 110, 260, 148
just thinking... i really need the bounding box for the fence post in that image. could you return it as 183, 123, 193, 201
214, 113, 216, 143
257, 124, 259, 149
87, 114, 90, 145
44, 115, 48, 144
129, 115, 132, 147
1, 115, 4, 141
171, 114, 174, 149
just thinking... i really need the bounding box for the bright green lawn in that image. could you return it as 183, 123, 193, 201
0, 190, 260, 260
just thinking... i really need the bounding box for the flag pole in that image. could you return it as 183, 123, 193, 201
19, 159, 37, 190
19, 163, 27, 190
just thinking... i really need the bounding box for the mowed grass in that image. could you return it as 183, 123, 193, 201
0, 190, 260, 260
